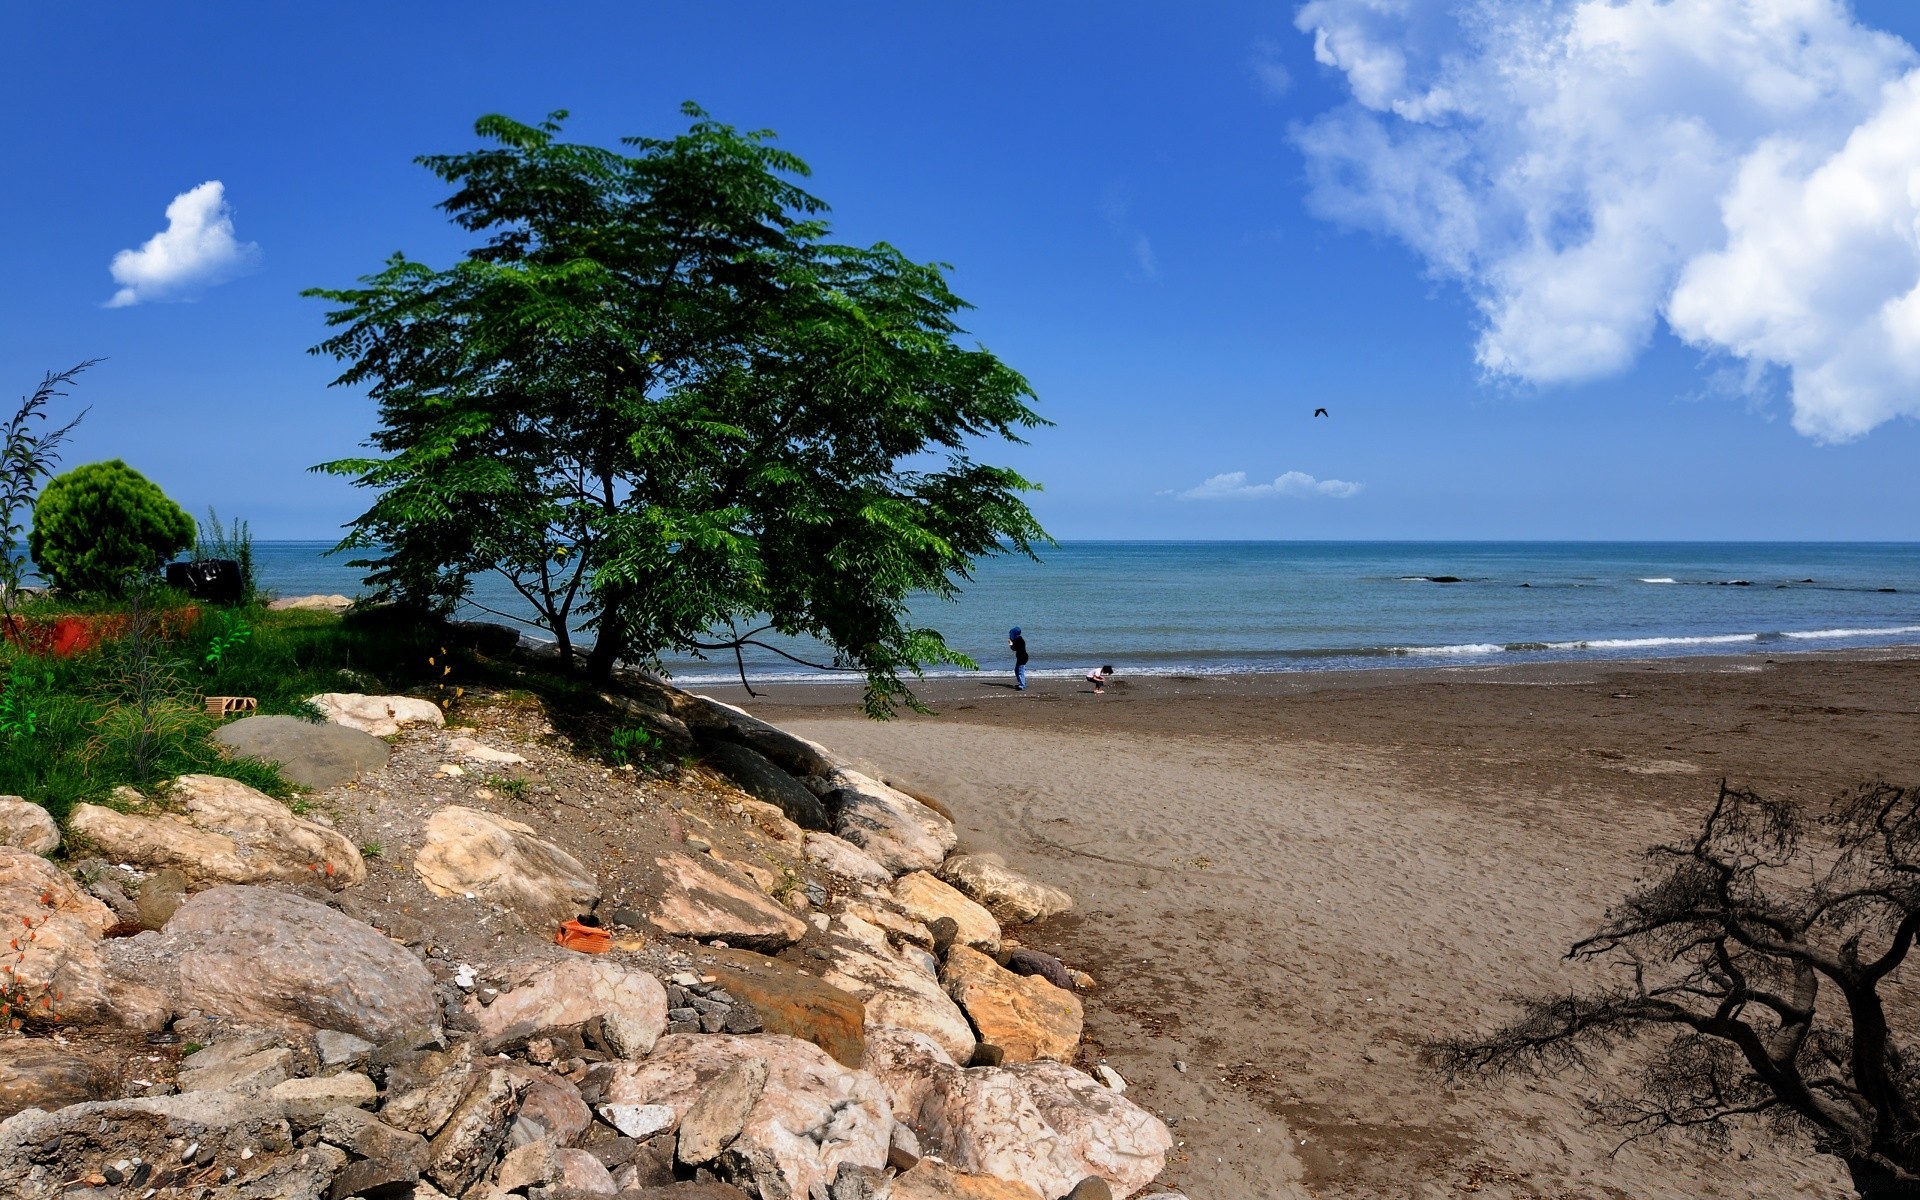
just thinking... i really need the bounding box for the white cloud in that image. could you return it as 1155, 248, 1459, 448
106, 181, 260, 307
1178, 470, 1363, 500
1252, 39, 1294, 98
1293, 0, 1920, 439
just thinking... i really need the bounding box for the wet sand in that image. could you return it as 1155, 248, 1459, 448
696, 648, 1920, 1199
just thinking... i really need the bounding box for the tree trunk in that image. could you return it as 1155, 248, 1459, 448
585, 631, 619, 682
1848, 1154, 1920, 1199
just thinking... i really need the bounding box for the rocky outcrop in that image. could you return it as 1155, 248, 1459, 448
211, 714, 392, 788
677, 694, 841, 778
465, 956, 667, 1054
414, 805, 600, 926
941, 945, 1083, 1064
69, 775, 366, 890
641, 852, 807, 951
308, 692, 446, 737
162, 885, 439, 1043
696, 946, 867, 1068
0, 1041, 107, 1120
703, 741, 831, 831
0, 798, 56, 856
0, 847, 168, 1029
819, 914, 976, 1064
828, 769, 958, 876
892, 872, 1001, 955
940, 855, 1074, 925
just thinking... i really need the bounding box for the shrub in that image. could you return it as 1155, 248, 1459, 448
29, 460, 192, 596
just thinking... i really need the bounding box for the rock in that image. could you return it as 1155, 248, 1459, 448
1003, 948, 1075, 993
426, 1067, 526, 1195
831, 1162, 894, 1199
414, 806, 601, 927
446, 735, 527, 765
803, 832, 894, 885
818, 915, 975, 1065
838, 893, 934, 950
940, 946, 1083, 1064
889, 1122, 922, 1172
642, 852, 808, 951
70, 775, 366, 890
272, 1071, 377, 1126
1093, 1064, 1126, 1093
0, 799, 56, 856
212, 714, 392, 788
502, 1062, 592, 1147
163, 885, 440, 1043
601, 1033, 893, 1200
892, 873, 1001, 955
618, 1185, 753, 1200
269, 593, 353, 612
134, 867, 187, 931
178, 1046, 292, 1093
553, 1146, 619, 1195
315, 1028, 376, 1068
0, 1041, 107, 1119
969, 1044, 1006, 1069
465, 956, 666, 1054
676, 1059, 768, 1165
382, 1044, 478, 1137
0, 846, 168, 1029
938, 856, 1073, 925
600, 1102, 676, 1139
1065, 1176, 1115, 1200
702, 741, 830, 831
318, 1107, 430, 1172
497, 1138, 558, 1191
308, 692, 446, 737
828, 769, 957, 876
327, 1155, 420, 1200
695, 946, 866, 1068
891, 1158, 1046, 1199
678, 694, 841, 778
926, 917, 960, 956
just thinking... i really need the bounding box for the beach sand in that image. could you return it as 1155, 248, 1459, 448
697, 648, 1920, 1200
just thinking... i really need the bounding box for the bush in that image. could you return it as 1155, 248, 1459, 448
29, 460, 193, 596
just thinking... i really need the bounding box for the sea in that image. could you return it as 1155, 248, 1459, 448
248, 541, 1920, 687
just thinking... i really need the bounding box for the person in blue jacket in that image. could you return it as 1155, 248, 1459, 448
1009, 627, 1030, 690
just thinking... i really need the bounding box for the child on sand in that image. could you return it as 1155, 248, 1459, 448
1086, 664, 1114, 694
1009, 627, 1029, 690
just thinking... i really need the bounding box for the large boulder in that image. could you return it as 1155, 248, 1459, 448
893, 1158, 1046, 1199
828, 769, 957, 876
212, 714, 391, 788
600, 1033, 893, 1200
414, 805, 600, 927
941, 945, 1083, 1064
268, 593, 352, 612
677, 694, 840, 778
818, 915, 975, 1064
0, 798, 56, 856
0, 847, 168, 1029
938, 855, 1073, 925
0, 1040, 108, 1119
702, 741, 830, 832
308, 692, 446, 737
641, 852, 807, 951
161, 885, 439, 1042
68, 775, 366, 890
892, 872, 1001, 955
804, 832, 894, 885
465, 956, 667, 1054
695, 946, 867, 1068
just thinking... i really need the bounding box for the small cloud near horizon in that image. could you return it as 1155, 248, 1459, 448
1177, 470, 1363, 500
107, 181, 260, 308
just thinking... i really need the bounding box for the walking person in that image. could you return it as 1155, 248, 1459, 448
1009, 627, 1029, 690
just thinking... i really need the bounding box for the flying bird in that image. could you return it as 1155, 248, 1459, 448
1313, 407, 1329, 418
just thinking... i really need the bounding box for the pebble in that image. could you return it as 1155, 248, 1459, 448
1095, 1064, 1127, 1093
454, 963, 478, 989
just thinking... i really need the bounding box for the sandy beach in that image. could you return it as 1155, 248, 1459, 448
691, 648, 1920, 1200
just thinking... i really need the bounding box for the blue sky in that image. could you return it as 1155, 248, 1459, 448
8, 1, 1920, 541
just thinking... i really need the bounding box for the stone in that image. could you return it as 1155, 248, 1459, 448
318, 1107, 430, 1172
269, 593, 353, 612
1093, 1064, 1126, 1093
828, 768, 957, 876
831, 1162, 895, 1200
415, 806, 600, 927
676, 1058, 768, 1165
327, 1155, 419, 1200
0, 846, 168, 1029
382, 1045, 478, 1137
1065, 1176, 1115, 1200
271, 1071, 377, 1126
600, 1102, 676, 1139
308, 692, 446, 737
804, 832, 894, 885
940, 946, 1083, 1065
926, 916, 960, 955
838, 893, 935, 950
817, 914, 975, 1064
892, 873, 1001, 955
134, 867, 187, 931
212, 714, 392, 788
679, 695, 841, 778
502, 1062, 592, 1147
0, 1040, 107, 1119
601, 1033, 893, 1200
465, 956, 667, 1054
642, 852, 808, 951
0, 798, 56, 856
890, 1158, 1045, 1200
446, 735, 527, 765
618, 1185, 753, 1200
695, 946, 866, 1068
163, 885, 440, 1043
938, 856, 1073, 925
1003, 948, 1075, 993
701, 741, 830, 831
496, 1138, 558, 1191
426, 1067, 526, 1195
553, 1146, 619, 1195
603, 1011, 656, 1060
315, 1028, 376, 1068
178, 1046, 292, 1093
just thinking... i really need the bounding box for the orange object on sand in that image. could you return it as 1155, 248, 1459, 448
555, 919, 612, 954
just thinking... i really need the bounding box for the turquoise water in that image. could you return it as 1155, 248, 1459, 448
251, 541, 1920, 684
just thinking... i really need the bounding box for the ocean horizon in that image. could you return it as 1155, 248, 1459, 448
249, 540, 1920, 686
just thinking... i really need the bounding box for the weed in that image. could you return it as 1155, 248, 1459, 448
201, 611, 252, 671
288, 796, 314, 816
0, 660, 50, 741
487, 775, 529, 798
360, 841, 382, 859
0, 362, 90, 644
195, 508, 256, 601
606, 724, 663, 768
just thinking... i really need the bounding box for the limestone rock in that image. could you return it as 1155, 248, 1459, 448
941, 946, 1083, 1065
702, 741, 830, 831
163, 885, 439, 1043
76, 774, 366, 891
696, 946, 866, 1068
642, 852, 807, 951
601, 1033, 893, 1200
497, 1138, 558, 1191
819, 915, 975, 1064
271, 1070, 376, 1126
382, 1044, 478, 1137
427, 1067, 526, 1195
447, 734, 527, 764
600, 1102, 676, 1139
0, 846, 168, 1029
465, 956, 667, 1054
676, 1058, 768, 1164
892, 1158, 1046, 1199
838, 893, 934, 949
415, 806, 600, 926
268, 593, 353, 612
212, 714, 392, 788
319, 1107, 430, 1172
828, 769, 957, 876
0, 1040, 107, 1119
554, 1146, 619, 1195
679, 695, 840, 778
503, 1062, 593, 1147
134, 867, 187, 931
938, 856, 1073, 925
804, 832, 894, 884
309, 692, 446, 737
892, 872, 1001, 955
177, 1045, 292, 1093
0, 798, 56, 856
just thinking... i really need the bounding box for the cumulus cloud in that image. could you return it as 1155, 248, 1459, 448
107, 181, 260, 307
1292, 0, 1920, 439
1178, 470, 1363, 500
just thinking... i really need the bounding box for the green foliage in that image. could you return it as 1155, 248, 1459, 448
0, 660, 50, 741
0, 363, 90, 636
605, 724, 662, 767
308, 105, 1049, 716
195, 508, 256, 600
201, 611, 252, 670
486, 774, 528, 798
29, 460, 193, 597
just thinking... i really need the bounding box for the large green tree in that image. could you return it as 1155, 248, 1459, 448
308, 106, 1047, 714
